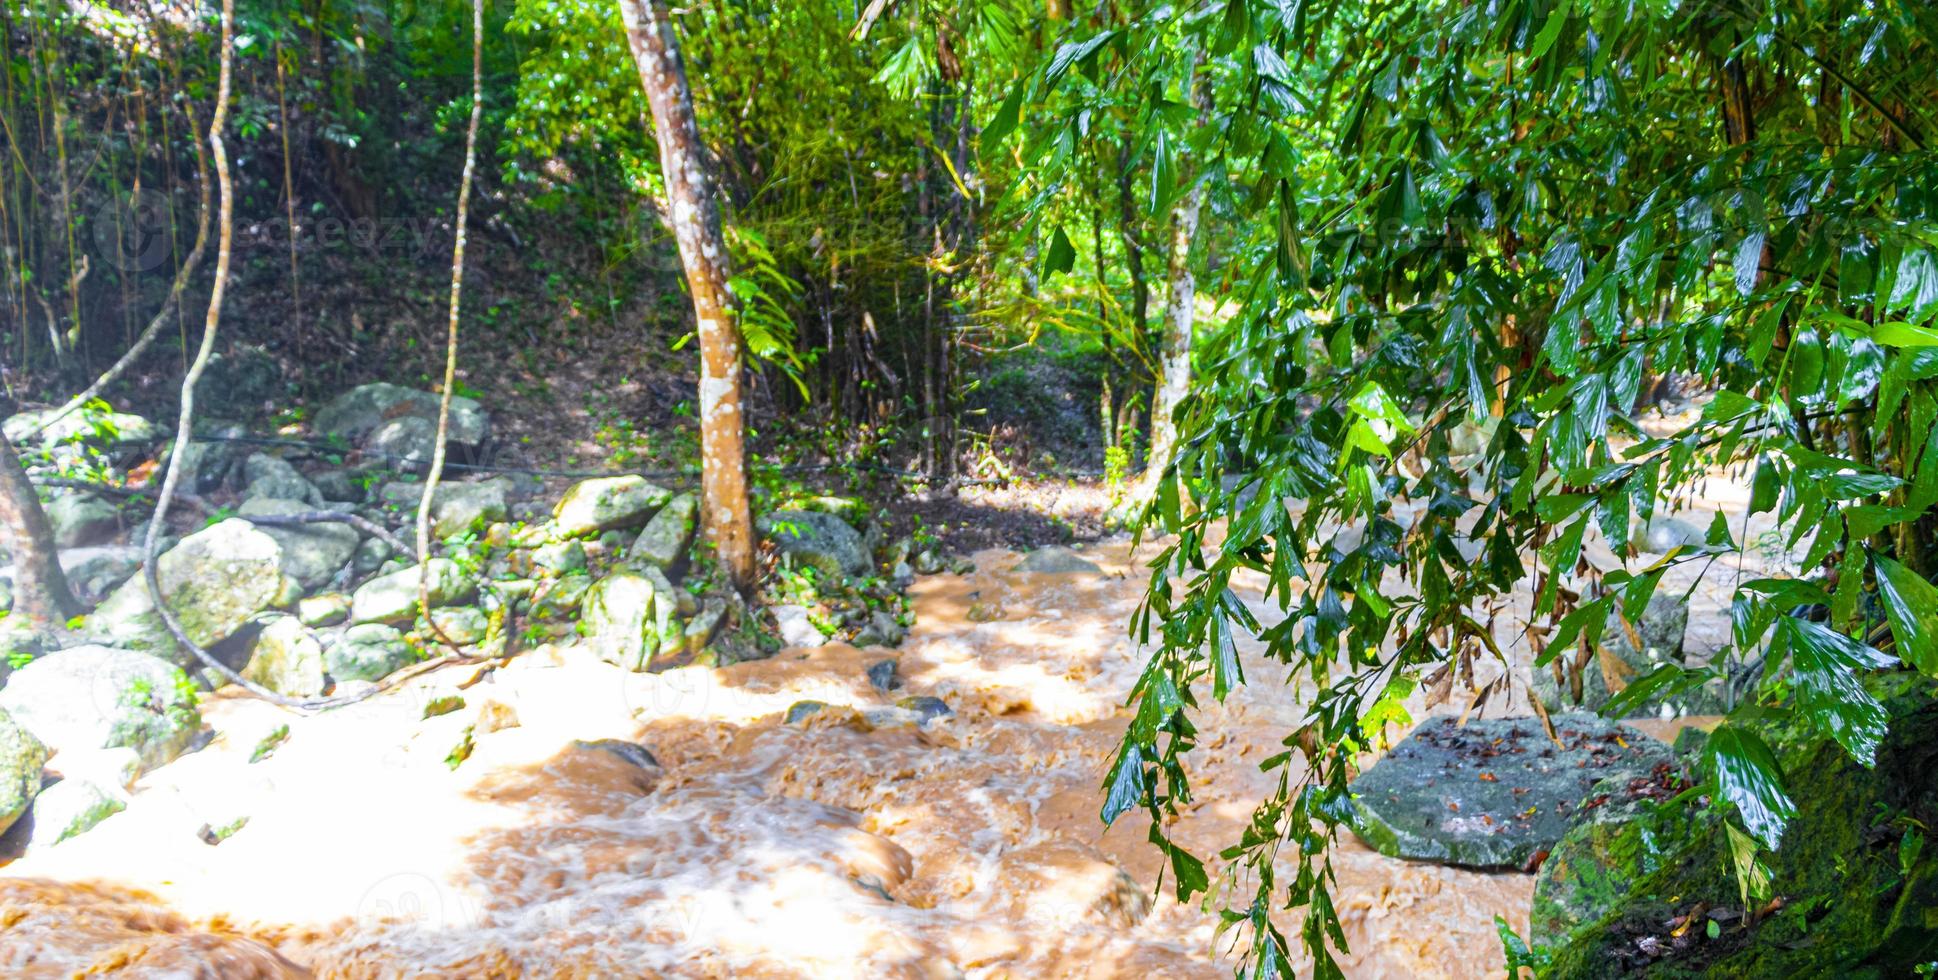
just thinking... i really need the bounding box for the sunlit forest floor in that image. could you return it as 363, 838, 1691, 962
0, 442, 1795, 977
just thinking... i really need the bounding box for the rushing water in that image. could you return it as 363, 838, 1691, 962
1, 480, 1772, 977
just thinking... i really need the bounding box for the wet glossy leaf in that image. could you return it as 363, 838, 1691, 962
1706, 724, 1795, 849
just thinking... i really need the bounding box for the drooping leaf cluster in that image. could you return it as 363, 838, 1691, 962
999, 0, 1938, 972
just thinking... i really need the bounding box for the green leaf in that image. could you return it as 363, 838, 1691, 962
1778, 616, 1896, 764
1706, 724, 1796, 849
1873, 552, 1938, 676
1100, 741, 1145, 825
1528, 0, 1572, 60
980, 82, 1028, 155
1043, 226, 1076, 279
1874, 321, 1938, 347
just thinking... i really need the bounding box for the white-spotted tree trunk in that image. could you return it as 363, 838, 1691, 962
616, 0, 756, 592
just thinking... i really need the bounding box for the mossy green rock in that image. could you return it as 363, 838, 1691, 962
240, 615, 327, 698
552, 476, 672, 536
1013, 546, 1103, 575
0, 707, 49, 836
0, 645, 199, 773
325, 624, 417, 682
312, 382, 490, 452
1546, 679, 1938, 978
1347, 713, 1672, 869
1531, 769, 1696, 948
378, 477, 511, 537
581, 572, 677, 672
629, 492, 697, 569
85, 519, 295, 665
350, 558, 474, 625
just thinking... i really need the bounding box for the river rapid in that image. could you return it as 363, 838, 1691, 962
2, 480, 1768, 977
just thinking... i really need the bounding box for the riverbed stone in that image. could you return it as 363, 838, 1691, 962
772, 604, 828, 649
47, 493, 118, 548
427, 605, 490, 646
895, 695, 954, 725
0, 708, 48, 837
28, 777, 125, 846
0, 645, 200, 773
1013, 546, 1103, 576
378, 478, 511, 538
1531, 766, 1695, 949
59, 546, 142, 604
297, 592, 352, 627
760, 510, 870, 582
629, 493, 697, 569
240, 453, 322, 505
84, 520, 295, 662
3, 406, 159, 455
312, 382, 490, 454
528, 573, 591, 621
240, 615, 327, 698
553, 476, 672, 536
349, 559, 473, 625
1346, 713, 1673, 870
238, 498, 360, 593
580, 572, 673, 672
325, 624, 416, 682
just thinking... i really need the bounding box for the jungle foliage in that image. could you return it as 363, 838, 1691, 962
985, 0, 1938, 973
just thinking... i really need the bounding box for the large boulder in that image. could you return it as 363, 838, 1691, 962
553, 476, 672, 536
759, 510, 870, 582
0, 707, 49, 837
629, 492, 697, 569
350, 559, 474, 625
84, 520, 296, 663
311, 382, 490, 456
1545, 684, 1938, 977
46, 493, 118, 548
0, 645, 200, 772
240, 615, 327, 698
364, 416, 438, 474
239, 498, 360, 592
378, 478, 510, 538
579, 571, 680, 672
1346, 713, 1673, 869
1530, 765, 1697, 949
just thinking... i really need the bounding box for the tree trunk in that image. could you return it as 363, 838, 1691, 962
616, 0, 757, 593
1137, 180, 1203, 496
0, 431, 78, 628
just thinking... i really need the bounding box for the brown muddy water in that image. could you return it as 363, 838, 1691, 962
0, 482, 1771, 978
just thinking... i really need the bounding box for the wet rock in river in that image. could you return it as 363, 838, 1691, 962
1530, 762, 1697, 948
895, 695, 954, 725
0, 645, 201, 773
772, 604, 828, 649
569, 738, 659, 770
324, 624, 416, 682
1012, 546, 1102, 576
0, 708, 48, 837
784, 701, 827, 724
26, 777, 124, 847
1346, 713, 1672, 870
866, 658, 900, 693
992, 838, 1151, 929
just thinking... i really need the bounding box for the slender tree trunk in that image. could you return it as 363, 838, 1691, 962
0, 431, 78, 628
1137, 180, 1203, 495
418, 0, 483, 647
616, 0, 756, 593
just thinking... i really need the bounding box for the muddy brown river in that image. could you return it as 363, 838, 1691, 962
1, 482, 1768, 977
